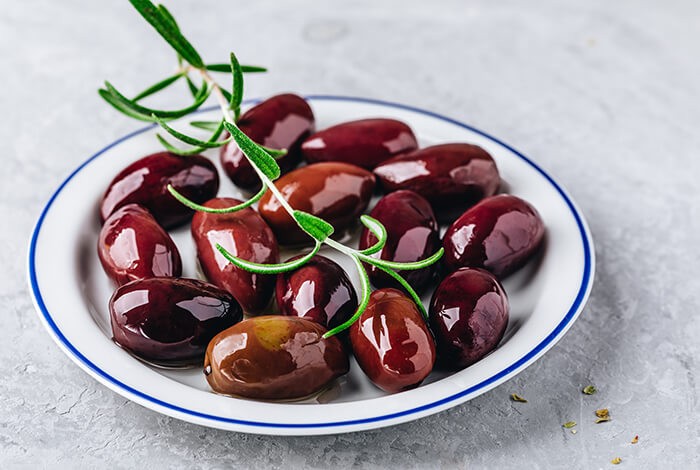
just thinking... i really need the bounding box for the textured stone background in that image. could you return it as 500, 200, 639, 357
2, 0, 699, 468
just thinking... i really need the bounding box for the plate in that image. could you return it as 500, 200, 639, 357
27, 95, 595, 435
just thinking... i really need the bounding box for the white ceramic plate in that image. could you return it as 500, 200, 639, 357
27, 96, 594, 435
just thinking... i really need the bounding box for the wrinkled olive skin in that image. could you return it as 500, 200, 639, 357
100, 152, 219, 229
429, 268, 509, 369
220, 94, 315, 191
192, 198, 279, 314
350, 289, 436, 393
259, 162, 376, 245
442, 194, 545, 278
110, 277, 242, 367
204, 316, 349, 400
276, 255, 358, 329
359, 190, 440, 293
98, 204, 182, 286
373, 143, 500, 217
301, 118, 418, 170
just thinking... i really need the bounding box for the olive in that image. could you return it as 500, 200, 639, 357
358, 190, 440, 293
275, 254, 357, 329
442, 194, 545, 277
429, 268, 509, 369
350, 289, 436, 393
204, 316, 349, 400
100, 152, 219, 229
373, 143, 500, 217
191, 198, 279, 315
220, 94, 315, 191
110, 277, 242, 367
258, 162, 376, 245
301, 118, 418, 169
98, 204, 182, 286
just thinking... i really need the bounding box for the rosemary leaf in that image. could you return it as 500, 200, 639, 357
216, 241, 321, 274
229, 52, 243, 118
157, 3, 179, 30
155, 116, 230, 148
133, 72, 184, 101
223, 121, 281, 180
357, 215, 388, 255
168, 184, 266, 213
356, 247, 444, 271
189, 120, 221, 131
103, 81, 211, 121
293, 211, 334, 242
323, 255, 372, 338
128, 0, 204, 67
365, 259, 428, 319
205, 63, 268, 73
98, 88, 154, 122
185, 75, 200, 97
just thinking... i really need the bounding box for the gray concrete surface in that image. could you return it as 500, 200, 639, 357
2, 0, 699, 468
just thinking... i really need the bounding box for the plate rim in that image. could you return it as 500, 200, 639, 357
27, 94, 595, 432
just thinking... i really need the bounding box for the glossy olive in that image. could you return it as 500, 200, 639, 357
220, 94, 315, 191
98, 204, 182, 286
191, 198, 279, 315
429, 268, 509, 369
204, 316, 349, 400
276, 255, 357, 329
359, 190, 440, 292
100, 152, 219, 229
301, 118, 418, 169
258, 162, 376, 245
110, 277, 242, 366
373, 143, 500, 216
350, 289, 436, 393
442, 194, 545, 277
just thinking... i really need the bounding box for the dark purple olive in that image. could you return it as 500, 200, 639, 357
220, 94, 315, 191
350, 288, 436, 393
275, 255, 357, 329
110, 277, 242, 367
301, 118, 418, 170
100, 152, 219, 229
259, 162, 376, 245
98, 204, 182, 286
443, 194, 545, 277
373, 143, 500, 217
204, 316, 349, 400
359, 190, 440, 292
429, 268, 509, 369
191, 198, 279, 315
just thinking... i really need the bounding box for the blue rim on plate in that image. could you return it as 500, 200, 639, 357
27, 95, 594, 430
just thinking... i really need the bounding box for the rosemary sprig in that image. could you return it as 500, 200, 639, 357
99, 0, 444, 337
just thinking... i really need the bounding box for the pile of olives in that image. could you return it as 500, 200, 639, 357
98, 94, 544, 400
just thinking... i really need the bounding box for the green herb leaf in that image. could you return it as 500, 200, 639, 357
185, 75, 200, 97
100, 81, 211, 121
133, 72, 184, 101
356, 247, 444, 271
205, 63, 268, 73
260, 146, 288, 159
293, 211, 334, 242
128, 0, 204, 67
357, 215, 388, 255
229, 52, 243, 118
362, 258, 427, 319
156, 3, 179, 30
189, 120, 221, 131
216, 241, 321, 274
157, 119, 225, 155
155, 116, 230, 148
168, 184, 266, 212
223, 121, 281, 180
323, 255, 371, 338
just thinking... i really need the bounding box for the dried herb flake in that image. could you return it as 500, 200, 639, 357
611, 457, 622, 465
631, 435, 639, 444
510, 393, 527, 403
563, 421, 577, 429
582, 385, 597, 395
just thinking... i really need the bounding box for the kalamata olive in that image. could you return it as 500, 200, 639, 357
301, 118, 418, 169
258, 162, 376, 245
204, 316, 349, 400
220, 94, 315, 191
275, 255, 357, 329
191, 198, 279, 315
98, 204, 182, 286
373, 143, 500, 217
442, 194, 545, 277
429, 268, 509, 369
110, 277, 242, 367
350, 289, 436, 393
100, 152, 219, 229
359, 190, 440, 293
